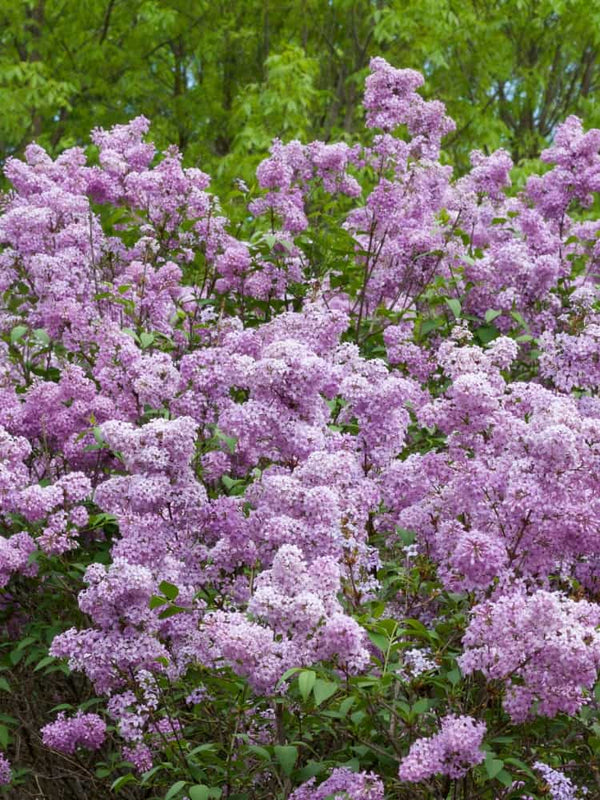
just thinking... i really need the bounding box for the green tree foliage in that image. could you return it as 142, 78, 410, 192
2, 0, 600, 183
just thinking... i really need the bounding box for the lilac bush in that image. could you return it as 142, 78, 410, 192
1, 57, 600, 798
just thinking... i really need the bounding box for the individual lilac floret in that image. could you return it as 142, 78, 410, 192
534, 762, 588, 799
41, 711, 106, 754
289, 767, 384, 799
398, 715, 486, 782
0, 753, 11, 785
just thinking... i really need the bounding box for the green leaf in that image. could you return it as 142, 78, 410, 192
377, 618, 399, 636
411, 698, 430, 715
10, 325, 27, 344
509, 310, 528, 329
278, 667, 303, 685
158, 604, 186, 619
49, 703, 74, 713
122, 327, 140, 342
187, 743, 217, 757
215, 429, 237, 454
504, 757, 535, 778
33, 328, 50, 345
140, 332, 155, 349
298, 669, 316, 701
222, 475, 243, 491
420, 317, 444, 335
475, 325, 499, 345
495, 769, 514, 788
367, 631, 388, 652
165, 780, 188, 800
158, 581, 179, 601
111, 774, 137, 792
34, 655, 55, 672
338, 696, 356, 717
445, 297, 461, 318
140, 765, 166, 785
274, 744, 298, 776
95, 767, 112, 778
188, 787, 209, 800
446, 667, 462, 685
401, 619, 431, 639
0, 678, 10, 693
313, 679, 338, 706
396, 527, 416, 546
149, 594, 169, 609
296, 760, 327, 781
484, 753, 504, 780
484, 309, 501, 323
187, 783, 211, 800
247, 745, 270, 761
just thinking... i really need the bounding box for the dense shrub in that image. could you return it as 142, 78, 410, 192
1, 58, 600, 799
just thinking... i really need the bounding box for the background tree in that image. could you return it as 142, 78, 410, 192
1, 0, 600, 181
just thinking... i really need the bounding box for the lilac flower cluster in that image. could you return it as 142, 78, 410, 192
289, 767, 385, 799
202, 544, 369, 693
534, 762, 588, 800
0, 753, 10, 785
40, 712, 106, 755
398, 715, 486, 782
460, 591, 600, 721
